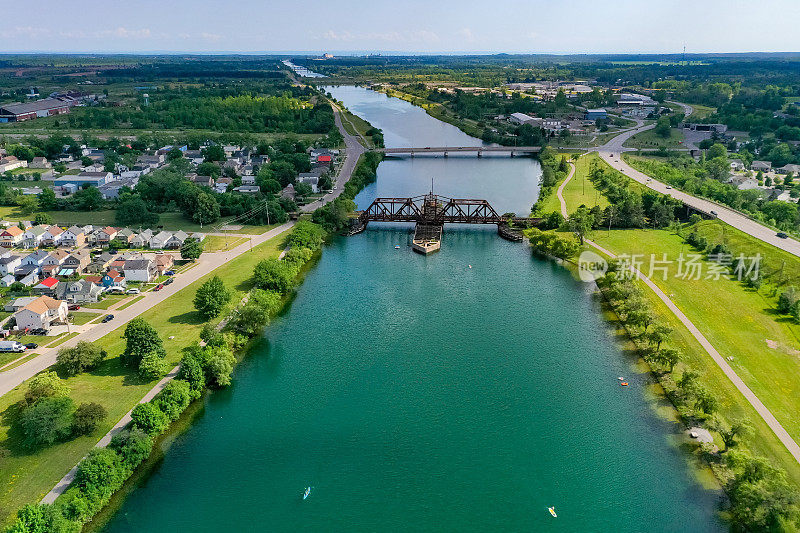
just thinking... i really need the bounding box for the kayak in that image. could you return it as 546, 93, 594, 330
303, 487, 311, 500
549, 506, 557, 518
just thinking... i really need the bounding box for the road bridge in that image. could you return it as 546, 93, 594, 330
375, 146, 541, 157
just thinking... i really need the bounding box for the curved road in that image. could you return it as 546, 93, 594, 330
558, 161, 800, 465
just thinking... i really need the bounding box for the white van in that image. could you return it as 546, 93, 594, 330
0, 341, 26, 353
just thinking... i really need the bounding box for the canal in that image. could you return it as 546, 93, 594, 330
102, 86, 723, 532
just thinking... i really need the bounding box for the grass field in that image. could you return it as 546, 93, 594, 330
0, 231, 287, 525
82, 295, 127, 310
556, 157, 800, 483
68, 312, 102, 326
688, 104, 716, 121
537, 154, 613, 215
203, 235, 248, 252
623, 127, 686, 149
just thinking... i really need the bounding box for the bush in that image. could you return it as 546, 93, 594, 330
56, 342, 107, 377
6, 503, 76, 533
253, 258, 297, 293
203, 345, 236, 388
154, 380, 192, 420
74, 448, 124, 501
285, 220, 325, 251
138, 351, 168, 380
230, 289, 281, 337
130, 402, 168, 435
778, 286, 800, 315
19, 396, 74, 447
72, 402, 107, 436
109, 427, 153, 471
178, 353, 205, 397
25, 371, 69, 405
121, 318, 166, 369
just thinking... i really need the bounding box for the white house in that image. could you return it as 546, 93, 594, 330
0, 274, 15, 287
165, 230, 188, 249
0, 255, 21, 276
13, 296, 68, 330
41, 226, 65, 247
149, 231, 172, 250
22, 225, 48, 249
123, 258, 156, 282
60, 226, 85, 247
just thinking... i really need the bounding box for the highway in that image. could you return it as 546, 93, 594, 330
595, 115, 800, 257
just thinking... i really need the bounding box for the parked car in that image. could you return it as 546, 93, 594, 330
126, 288, 140, 294
30, 328, 49, 335
665, 185, 672, 189
68, 304, 81, 311
777, 232, 789, 239
709, 210, 718, 218
154, 284, 164, 291
101, 314, 114, 323
164, 270, 176, 276
164, 278, 174, 285
108, 286, 125, 294
24, 343, 38, 350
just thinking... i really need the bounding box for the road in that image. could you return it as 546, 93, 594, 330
558, 161, 800, 465
300, 105, 365, 213
596, 144, 800, 257
0, 222, 295, 398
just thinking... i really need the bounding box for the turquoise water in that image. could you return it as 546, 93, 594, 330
102, 87, 723, 532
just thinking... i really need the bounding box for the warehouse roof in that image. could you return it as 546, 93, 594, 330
0, 98, 69, 116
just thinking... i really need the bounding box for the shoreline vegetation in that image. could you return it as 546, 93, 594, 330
1, 126, 384, 530
528, 153, 800, 531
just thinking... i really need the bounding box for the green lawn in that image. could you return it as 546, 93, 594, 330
623, 127, 686, 149
68, 312, 102, 326
203, 235, 248, 252
687, 104, 716, 121
590, 226, 800, 484
537, 154, 612, 216
82, 295, 127, 310
0, 231, 287, 525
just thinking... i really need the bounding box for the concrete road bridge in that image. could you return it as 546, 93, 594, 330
374, 146, 541, 157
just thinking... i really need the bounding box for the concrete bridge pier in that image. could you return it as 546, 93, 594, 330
443, 151, 448, 157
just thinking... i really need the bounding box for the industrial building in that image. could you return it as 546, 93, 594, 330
0, 98, 71, 122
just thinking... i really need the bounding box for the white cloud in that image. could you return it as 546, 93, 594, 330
200, 32, 221, 42
5, 26, 52, 38
316, 29, 439, 43
98, 27, 152, 39
456, 28, 474, 42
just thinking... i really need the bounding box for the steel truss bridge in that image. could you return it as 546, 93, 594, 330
348, 193, 541, 237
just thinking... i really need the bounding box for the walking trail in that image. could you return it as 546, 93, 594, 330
557, 161, 800, 465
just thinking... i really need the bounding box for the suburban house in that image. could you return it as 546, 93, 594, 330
0, 226, 24, 248
0, 255, 21, 276
779, 164, 800, 174
123, 258, 156, 282
87, 252, 116, 274
41, 226, 65, 247
5, 296, 38, 312
33, 277, 59, 296
0, 274, 16, 287
165, 230, 189, 249
116, 228, 136, 244
56, 279, 103, 304
21, 250, 49, 268
149, 231, 172, 250
95, 226, 118, 245
130, 229, 153, 248
29, 157, 51, 169
101, 269, 126, 288
13, 296, 68, 331
22, 225, 49, 249
41, 250, 69, 277
60, 226, 86, 247
62, 250, 91, 275
19, 272, 38, 287
154, 254, 174, 274
751, 161, 772, 172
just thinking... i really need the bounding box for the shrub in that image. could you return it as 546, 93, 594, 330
203, 345, 236, 388
6, 503, 75, 533
285, 220, 325, 251
109, 428, 153, 472
72, 402, 107, 436
138, 351, 168, 380
19, 397, 74, 447
74, 448, 124, 501
56, 342, 107, 377
154, 380, 192, 421
253, 258, 297, 293
178, 353, 205, 397
130, 402, 168, 435
778, 287, 800, 314
25, 371, 69, 405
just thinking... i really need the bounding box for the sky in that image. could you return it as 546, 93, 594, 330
4, 0, 800, 55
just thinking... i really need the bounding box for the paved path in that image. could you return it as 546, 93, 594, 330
558, 161, 800, 465
300, 105, 365, 213
0, 222, 295, 398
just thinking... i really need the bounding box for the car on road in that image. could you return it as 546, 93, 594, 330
126, 288, 140, 294
777, 232, 789, 239
68, 304, 81, 311
24, 343, 38, 350
665, 185, 672, 189
101, 314, 114, 323
154, 284, 164, 291
710, 210, 718, 218
164, 278, 174, 285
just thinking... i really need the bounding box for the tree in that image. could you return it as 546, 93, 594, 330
72, 402, 107, 436
253, 259, 296, 293
167, 147, 183, 161
677, 369, 700, 397
130, 402, 168, 435
192, 192, 220, 226
567, 207, 594, 245
694, 388, 718, 415
121, 318, 165, 369
138, 351, 168, 380
115, 196, 159, 227
646, 323, 673, 351
33, 212, 52, 226
777, 286, 800, 314
718, 420, 752, 451
203, 345, 236, 388
181, 237, 204, 261
196, 162, 221, 177
706, 143, 728, 160
37, 188, 57, 211
109, 427, 152, 469
19, 396, 74, 447
56, 342, 107, 377
654, 117, 671, 138
74, 448, 124, 497
154, 380, 192, 420
7, 503, 72, 533
554, 89, 568, 107
25, 371, 69, 405
654, 347, 681, 373
294, 182, 313, 198
202, 144, 225, 162
17, 195, 39, 215
193, 275, 231, 320
179, 352, 205, 396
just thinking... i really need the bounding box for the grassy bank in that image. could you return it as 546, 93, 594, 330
0, 234, 286, 526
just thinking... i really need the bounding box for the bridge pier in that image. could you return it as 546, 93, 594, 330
443, 151, 448, 158
510, 151, 515, 157
477, 150, 482, 158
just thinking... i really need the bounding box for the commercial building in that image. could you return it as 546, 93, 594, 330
0, 98, 71, 122
53, 171, 112, 188
584, 109, 608, 121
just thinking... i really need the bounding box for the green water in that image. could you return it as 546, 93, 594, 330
102, 87, 723, 532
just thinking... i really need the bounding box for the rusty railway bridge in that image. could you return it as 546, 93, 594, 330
348, 193, 542, 251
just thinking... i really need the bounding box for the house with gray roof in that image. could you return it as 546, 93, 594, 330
55, 279, 103, 304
